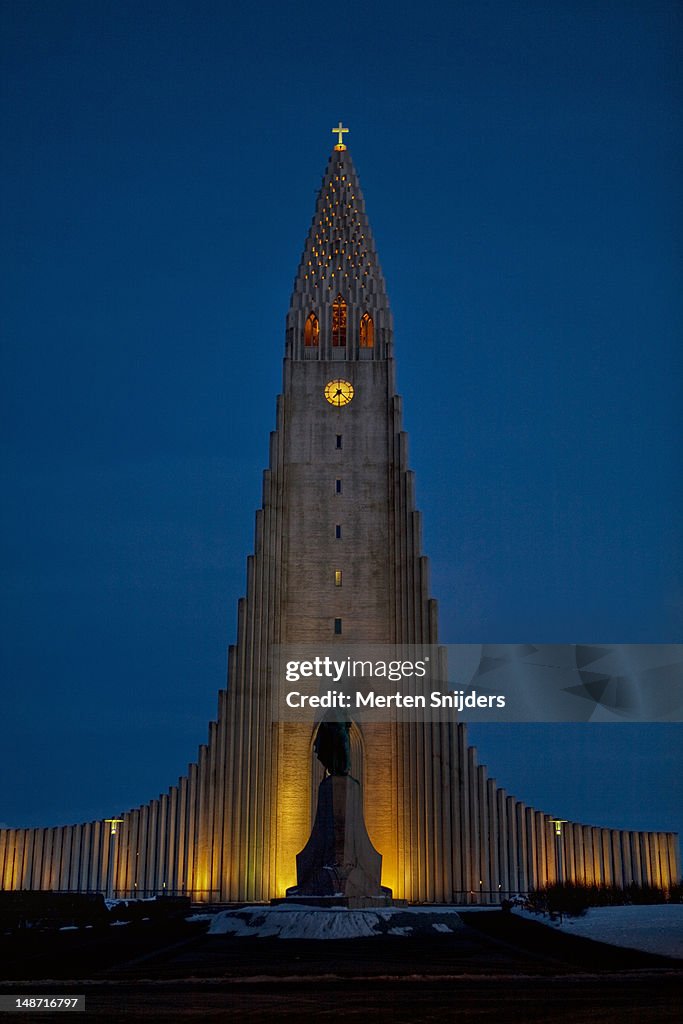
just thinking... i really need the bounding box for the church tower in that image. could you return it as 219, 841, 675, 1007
0, 131, 678, 902
217, 127, 445, 900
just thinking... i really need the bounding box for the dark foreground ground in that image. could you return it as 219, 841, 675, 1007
0, 911, 680, 1022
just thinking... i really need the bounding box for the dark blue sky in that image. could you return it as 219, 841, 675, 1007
1, 1, 681, 836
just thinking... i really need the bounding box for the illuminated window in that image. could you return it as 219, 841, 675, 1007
332, 294, 347, 346
304, 312, 319, 347
336, 434, 342, 449
335, 570, 342, 587
360, 312, 374, 348
335, 479, 342, 494
334, 618, 342, 635
335, 524, 342, 539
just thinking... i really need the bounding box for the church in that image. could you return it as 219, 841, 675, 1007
0, 129, 678, 903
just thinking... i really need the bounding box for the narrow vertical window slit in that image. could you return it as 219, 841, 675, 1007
304, 312, 319, 347
332, 294, 347, 346
360, 312, 374, 348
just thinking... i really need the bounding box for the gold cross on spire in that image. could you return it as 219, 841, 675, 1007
332, 121, 349, 151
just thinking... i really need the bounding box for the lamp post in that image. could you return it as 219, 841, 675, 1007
104, 819, 124, 900
550, 819, 567, 884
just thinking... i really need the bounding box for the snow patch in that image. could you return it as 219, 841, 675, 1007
209, 906, 465, 940
515, 904, 683, 958
105, 897, 158, 910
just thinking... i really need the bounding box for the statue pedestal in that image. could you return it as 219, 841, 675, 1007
284, 775, 392, 903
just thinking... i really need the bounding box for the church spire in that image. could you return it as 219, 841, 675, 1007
286, 132, 392, 360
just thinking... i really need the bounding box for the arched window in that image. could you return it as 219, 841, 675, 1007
359, 312, 374, 348
332, 294, 347, 347
304, 312, 319, 347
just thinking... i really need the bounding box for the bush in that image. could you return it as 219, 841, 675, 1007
527, 883, 589, 917
525, 881, 679, 917
667, 883, 682, 904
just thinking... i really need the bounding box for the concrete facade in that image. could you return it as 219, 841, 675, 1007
0, 144, 679, 902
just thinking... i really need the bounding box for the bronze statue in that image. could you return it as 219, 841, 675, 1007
313, 720, 351, 775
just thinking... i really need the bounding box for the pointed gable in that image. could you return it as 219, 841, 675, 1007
287, 145, 393, 359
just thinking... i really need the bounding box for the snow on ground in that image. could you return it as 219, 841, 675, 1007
104, 896, 158, 910
208, 905, 465, 940
515, 905, 683, 958
208, 903, 682, 950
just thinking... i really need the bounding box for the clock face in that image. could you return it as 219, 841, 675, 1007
324, 379, 354, 407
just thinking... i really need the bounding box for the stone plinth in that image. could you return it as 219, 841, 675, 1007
285, 775, 392, 901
